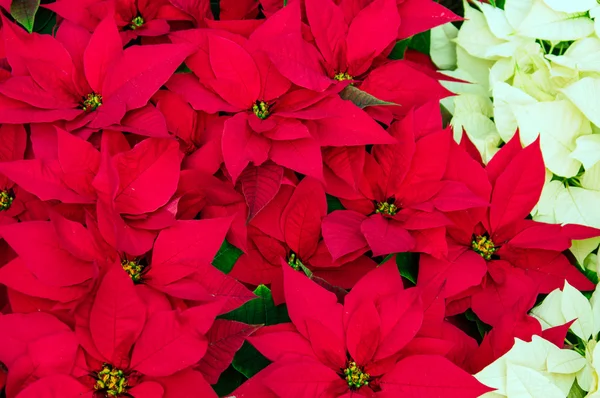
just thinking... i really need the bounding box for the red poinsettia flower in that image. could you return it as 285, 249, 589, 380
321, 104, 487, 259
0, 16, 190, 135
168, 13, 394, 182
418, 134, 596, 326
230, 176, 376, 303
0, 296, 226, 397
45, 0, 189, 43
232, 262, 491, 397
302, 0, 400, 83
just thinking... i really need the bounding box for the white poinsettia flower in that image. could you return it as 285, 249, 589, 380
476, 335, 586, 397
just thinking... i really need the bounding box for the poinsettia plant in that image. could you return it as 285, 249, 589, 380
0, 0, 596, 397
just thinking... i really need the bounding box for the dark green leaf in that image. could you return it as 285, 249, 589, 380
583, 268, 599, 285
464, 309, 492, 338
396, 252, 419, 285
326, 194, 345, 213
339, 86, 398, 109
232, 341, 271, 379
219, 284, 291, 326
11, 0, 41, 33
408, 31, 431, 55
211, 365, 246, 396
175, 62, 192, 74
388, 39, 411, 60
212, 240, 243, 274
32, 6, 54, 34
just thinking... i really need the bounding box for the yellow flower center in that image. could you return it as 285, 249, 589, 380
121, 259, 144, 283
252, 100, 270, 120
82, 93, 102, 112
94, 364, 128, 397
375, 201, 397, 216
0, 190, 14, 211
344, 361, 369, 389
130, 16, 145, 29
471, 235, 497, 260
334, 72, 353, 81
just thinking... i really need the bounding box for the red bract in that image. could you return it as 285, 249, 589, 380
0, 16, 190, 133
322, 104, 487, 259
418, 134, 595, 326
233, 262, 491, 397
230, 177, 376, 304
45, 0, 187, 42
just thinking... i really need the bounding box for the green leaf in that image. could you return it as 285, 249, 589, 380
11, 0, 41, 33
232, 341, 271, 379
567, 379, 586, 398
219, 284, 291, 325
388, 38, 411, 60
175, 62, 192, 74
464, 309, 492, 338
396, 252, 419, 285
339, 86, 398, 109
408, 31, 431, 55
211, 365, 246, 396
212, 240, 243, 274
326, 194, 345, 213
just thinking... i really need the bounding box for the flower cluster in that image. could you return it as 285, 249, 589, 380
433, 0, 600, 266
0, 0, 596, 397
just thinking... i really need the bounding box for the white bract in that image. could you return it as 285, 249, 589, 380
432, 0, 600, 261
475, 335, 585, 397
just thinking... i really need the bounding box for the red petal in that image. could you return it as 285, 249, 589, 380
346, 0, 399, 76
397, 0, 461, 39
83, 17, 122, 93
240, 163, 284, 221
281, 177, 327, 259
346, 301, 381, 365
360, 215, 415, 257
489, 138, 545, 232
208, 34, 260, 109
130, 310, 208, 377
113, 138, 183, 215
322, 210, 369, 260
158, 369, 218, 398
380, 355, 492, 397
90, 267, 146, 366
197, 320, 260, 384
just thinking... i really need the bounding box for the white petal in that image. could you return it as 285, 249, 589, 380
505, 0, 534, 29
582, 162, 600, 191
474, 1, 515, 39
590, 283, 600, 336
562, 77, 600, 128
545, 37, 600, 73
543, 0, 597, 13
571, 238, 600, 268
455, 3, 505, 60
512, 100, 586, 177
532, 180, 563, 222
571, 135, 600, 170
492, 82, 537, 143
505, 363, 568, 398
546, 347, 586, 374
430, 23, 459, 70
555, 186, 600, 227
518, 1, 594, 41
562, 280, 594, 340
530, 288, 567, 329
